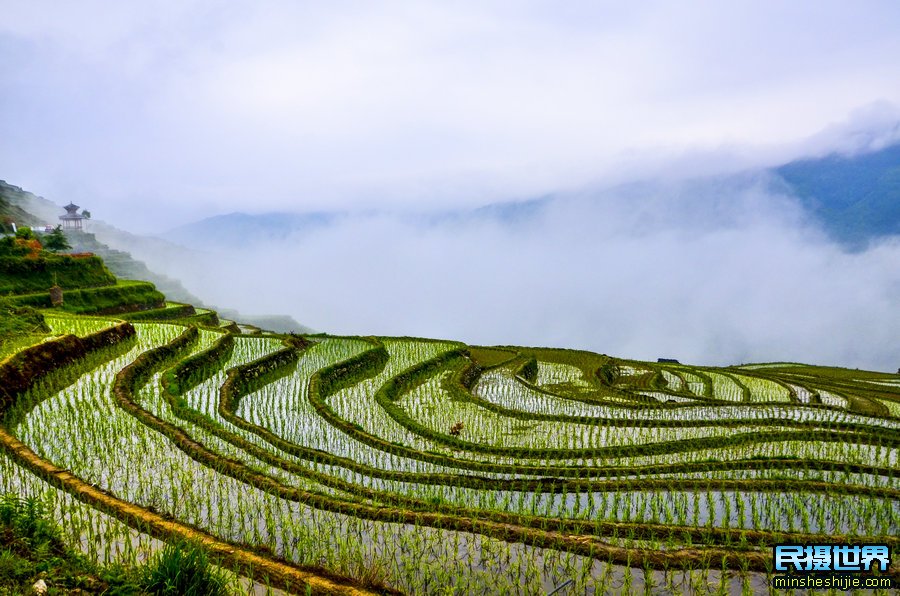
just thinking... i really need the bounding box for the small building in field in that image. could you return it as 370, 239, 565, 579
49, 285, 63, 307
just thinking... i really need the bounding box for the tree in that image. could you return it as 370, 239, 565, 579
81, 210, 91, 219
11, 227, 41, 257
42, 226, 71, 252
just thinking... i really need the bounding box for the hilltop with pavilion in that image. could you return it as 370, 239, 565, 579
59, 203, 89, 230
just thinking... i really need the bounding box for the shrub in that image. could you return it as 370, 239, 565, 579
13, 227, 35, 241
0, 299, 48, 338
141, 541, 234, 596
0, 494, 58, 547
42, 225, 71, 252
0, 236, 26, 257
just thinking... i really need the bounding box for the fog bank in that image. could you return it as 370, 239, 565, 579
133, 177, 900, 372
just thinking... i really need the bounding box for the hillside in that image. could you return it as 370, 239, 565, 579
62, 229, 206, 305
1, 303, 898, 593
0, 182, 43, 232
0, 252, 116, 295
160, 143, 900, 256
0, 181, 315, 333
0, 180, 206, 305
775, 142, 900, 245
0, 230, 165, 321
0, 174, 898, 592
0, 186, 898, 592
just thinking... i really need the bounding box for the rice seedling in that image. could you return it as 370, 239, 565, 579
0, 317, 896, 594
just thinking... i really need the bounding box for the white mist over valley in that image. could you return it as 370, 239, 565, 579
3, 1, 899, 371
113, 158, 900, 372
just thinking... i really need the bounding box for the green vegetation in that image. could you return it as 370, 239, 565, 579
0, 221, 166, 319
1, 313, 896, 594
41, 226, 71, 253
0, 210, 897, 593
0, 493, 144, 594
0, 300, 48, 339
0, 300, 49, 361
777, 142, 900, 245
141, 541, 234, 596
7, 280, 165, 314
121, 302, 197, 321
0, 250, 117, 295
1, 494, 240, 595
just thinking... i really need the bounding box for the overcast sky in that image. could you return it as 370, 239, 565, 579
3, 2, 900, 370
2, 1, 900, 232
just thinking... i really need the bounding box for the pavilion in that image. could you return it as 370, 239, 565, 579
59, 203, 85, 230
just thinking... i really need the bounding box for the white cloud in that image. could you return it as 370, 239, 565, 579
136, 178, 900, 372
3, 2, 900, 370
2, 1, 900, 230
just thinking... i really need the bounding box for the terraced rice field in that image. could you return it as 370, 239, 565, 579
1, 315, 898, 594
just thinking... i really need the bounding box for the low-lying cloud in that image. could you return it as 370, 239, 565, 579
134, 176, 900, 372
4, 3, 900, 233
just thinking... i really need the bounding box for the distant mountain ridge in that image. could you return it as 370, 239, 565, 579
163, 142, 900, 249
158, 199, 556, 250
162, 211, 338, 250
0, 181, 46, 230
775, 143, 900, 245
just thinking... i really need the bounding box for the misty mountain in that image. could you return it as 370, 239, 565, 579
161, 143, 900, 251
429, 196, 553, 226
161, 211, 339, 250
159, 199, 560, 250
461, 144, 900, 243
0, 181, 315, 332
0, 182, 45, 231
774, 143, 900, 246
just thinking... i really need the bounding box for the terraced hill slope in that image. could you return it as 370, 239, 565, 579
2, 181, 315, 335
1, 309, 897, 594
0, 195, 897, 594
59, 229, 208, 307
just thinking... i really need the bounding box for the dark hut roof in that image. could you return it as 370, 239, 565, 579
59, 203, 84, 220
